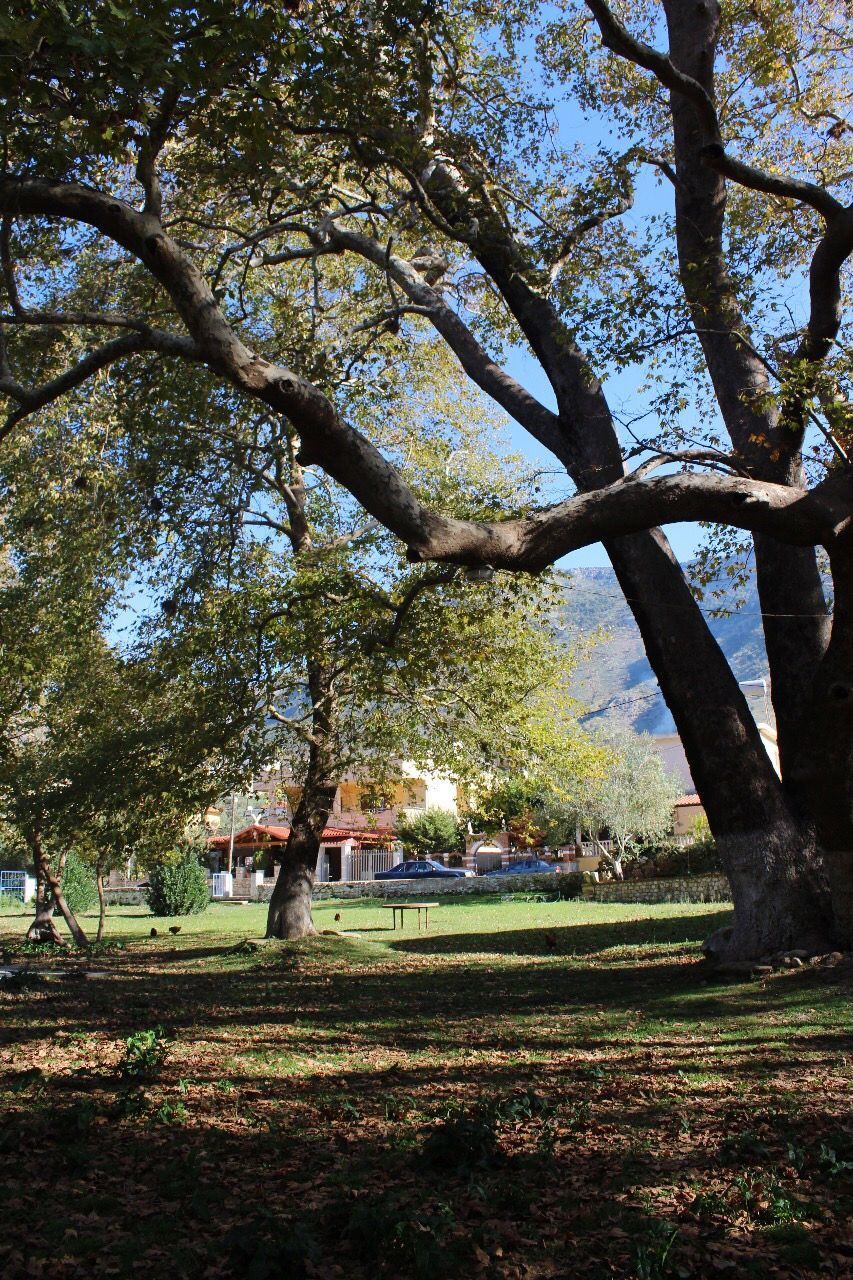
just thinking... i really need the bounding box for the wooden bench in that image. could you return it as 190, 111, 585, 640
381, 902, 439, 931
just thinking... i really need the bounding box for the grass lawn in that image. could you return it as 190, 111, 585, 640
1, 896, 851, 1280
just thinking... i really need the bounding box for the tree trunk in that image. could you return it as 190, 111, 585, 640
418, 67, 833, 959
266, 831, 322, 940
265, 662, 338, 940
26, 857, 64, 945
605, 531, 834, 957
661, 1, 833, 775
96, 869, 107, 942
265, 783, 337, 939
28, 835, 89, 947
788, 536, 853, 949
707, 820, 831, 961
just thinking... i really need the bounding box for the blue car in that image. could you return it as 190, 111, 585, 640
375, 859, 469, 880
483, 858, 558, 877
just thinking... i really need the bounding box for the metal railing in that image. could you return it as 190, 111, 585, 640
0, 870, 26, 903
348, 848, 397, 881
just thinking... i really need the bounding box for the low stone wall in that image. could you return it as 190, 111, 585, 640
105, 875, 728, 907
587, 875, 730, 905
249, 872, 567, 902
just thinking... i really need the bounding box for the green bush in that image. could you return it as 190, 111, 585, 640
553, 871, 583, 899
145, 852, 209, 916
625, 837, 721, 880
59, 852, 98, 915
395, 808, 464, 859
120, 1027, 168, 1082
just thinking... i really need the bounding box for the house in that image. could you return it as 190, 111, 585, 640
208, 822, 397, 884
673, 794, 704, 837
247, 761, 463, 831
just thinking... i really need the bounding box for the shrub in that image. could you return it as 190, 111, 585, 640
624, 838, 721, 880
58, 852, 98, 915
395, 808, 464, 859
420, 1104, 502, 1173
119, 1027, 168, 1082
553, 871, 583, 899
145, 851, 209, 916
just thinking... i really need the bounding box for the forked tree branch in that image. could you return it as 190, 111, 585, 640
0, 327, 202, 440
0, 172, 849, 574
322, 221, 563, 456
585, 0, 844, 220
401, 471, 853, 570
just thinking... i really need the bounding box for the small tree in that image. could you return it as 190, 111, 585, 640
396, 809, 462, 861
145, 850, 210, 918
463, 772, 592, 852
581, 730, 680, 879
58, 852, 98, 917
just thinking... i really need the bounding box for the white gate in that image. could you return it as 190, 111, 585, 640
211, 872, 227, 899
349, 848, 397, 881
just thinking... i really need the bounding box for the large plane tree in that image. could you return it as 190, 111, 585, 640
0, 0, 850, 959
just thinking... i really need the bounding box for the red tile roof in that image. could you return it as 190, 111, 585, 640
208, 822, 393, 849
674, 794, 702, 807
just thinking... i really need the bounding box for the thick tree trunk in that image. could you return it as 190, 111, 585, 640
790, 536, 853, 948
605, 531, 834, 958
26, 860, 64, 945
708, 821, 831, 961
418, 52, 836, 958
662, 0, 833, 773
265, 830, 322, 940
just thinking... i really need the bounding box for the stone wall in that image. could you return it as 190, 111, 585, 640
587, 875, 730, 905
250, 873, 569, 902
105, 874, 729, 906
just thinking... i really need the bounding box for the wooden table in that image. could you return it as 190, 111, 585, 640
381, 902, 440, 931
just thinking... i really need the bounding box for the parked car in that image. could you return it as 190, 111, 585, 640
483, 858, 559, 877
375, 859, 472, 880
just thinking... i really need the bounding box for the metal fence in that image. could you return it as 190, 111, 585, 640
0, 870, 26, 904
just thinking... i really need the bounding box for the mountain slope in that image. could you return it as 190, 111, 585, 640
559, 566, 773, 734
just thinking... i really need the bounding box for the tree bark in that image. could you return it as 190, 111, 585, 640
26, 855, 64, 945
605, 530, 833, 957
28, 835, 89, 947
408, 104, 838, 958
789, 535, 853, 948
96, 868, 106, 943
264, 764, 337, 940
661, 0, 833, 773
264, 442, 341, 941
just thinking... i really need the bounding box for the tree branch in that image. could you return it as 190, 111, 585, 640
323, 221, 563, 455
2, 173, 847, 580
135, 83, 181, 220
585, 0, 844, 220
0, 329, 202, 440
403, 471, 853, 571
